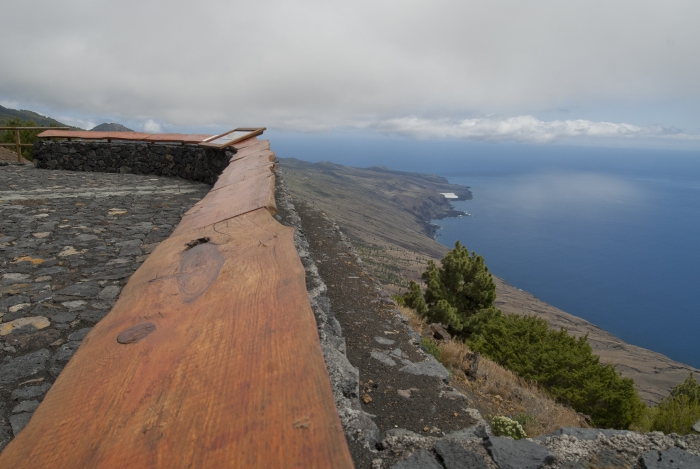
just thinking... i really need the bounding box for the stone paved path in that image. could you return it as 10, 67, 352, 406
0, 164, 210, 451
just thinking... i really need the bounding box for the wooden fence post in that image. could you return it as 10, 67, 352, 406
15, 129, 21, 162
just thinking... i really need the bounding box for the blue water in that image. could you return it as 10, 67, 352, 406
270, 132, 700, 368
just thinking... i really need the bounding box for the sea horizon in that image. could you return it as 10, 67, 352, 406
271, 133, 700, 369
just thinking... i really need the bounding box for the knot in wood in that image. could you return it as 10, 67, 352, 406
117, 322, 156, 344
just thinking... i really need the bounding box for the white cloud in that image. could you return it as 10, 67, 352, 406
57, 116, 97, 130
143, 119, 162, 133
0, 100, 20, 109
0, 0, 698, 145
375, 116, 693, 143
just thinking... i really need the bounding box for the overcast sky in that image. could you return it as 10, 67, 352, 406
1, 0, 699, 147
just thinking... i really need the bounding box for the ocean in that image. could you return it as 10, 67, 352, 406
271, 132, 700, 368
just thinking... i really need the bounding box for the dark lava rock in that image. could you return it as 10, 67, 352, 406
9, 412, 33, 436
55, 282, 100, 298
591, 449, 632, 469
485, 436, 555, 469
641, 447, 700, 469
0, 296, 30, 313
0, 349, 50, 385
4, 329, 61, 350
562, 449, 634, 469
434, 439, 490, 469
537, 427, 632, 442
68, 327, 93, 341
48, 341, 81, 375
389, 449, 443, 469
79, 310, 109, 323
0, 423, 11, 451
11, 383, 51, 401
50, 312, 77, 324
12, 400, 39, 414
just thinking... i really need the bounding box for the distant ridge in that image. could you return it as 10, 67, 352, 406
90, 123, 134, 132
0, 104, 70, 127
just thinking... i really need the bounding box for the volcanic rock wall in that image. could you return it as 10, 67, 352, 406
33, 141, 229, 184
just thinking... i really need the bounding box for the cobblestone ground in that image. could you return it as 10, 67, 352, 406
0, 164, 210, 451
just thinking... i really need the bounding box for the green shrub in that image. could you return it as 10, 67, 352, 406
670, 372, 700, 403
401, 281, 427, 315
420, 337, 441, 362
490, 416, 527, 439
401, 241, 644, 430
0, 117, 47, 161
512, 413, 536, 429
405, 241, 495, 331
635, 373, 700, 435
468, 310, 644, 429
642, 395, 700, 435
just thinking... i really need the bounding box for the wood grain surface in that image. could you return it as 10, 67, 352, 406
0, 141, 353, 468
212, 155, 276, 192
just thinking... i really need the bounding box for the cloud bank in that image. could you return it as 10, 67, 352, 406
376, 116, 691, 143
0, 0, 698, 146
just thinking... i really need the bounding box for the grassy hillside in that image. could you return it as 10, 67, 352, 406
0, 105, 70, 127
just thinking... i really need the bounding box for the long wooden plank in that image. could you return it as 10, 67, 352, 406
0, 208, 353, 468
211, 163, 275, 192
230, 139, 271, 159
231, 137, 269, 152
212, 154, 276, 192
173, 144, 277, 234
143, 133, 212, 143
230, 146, 274, 162
37, 130, 152, 140
173, 173, 277, 236
37, 130, 213, 143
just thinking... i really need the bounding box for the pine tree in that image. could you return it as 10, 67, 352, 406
420, 241, 496, 331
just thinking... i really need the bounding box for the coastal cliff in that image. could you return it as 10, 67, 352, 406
279, 157, 700, 405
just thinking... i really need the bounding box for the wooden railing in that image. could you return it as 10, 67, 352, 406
0, 138, 354, 468
0, 126, 70, 162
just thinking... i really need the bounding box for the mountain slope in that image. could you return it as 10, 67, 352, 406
90, 123, 134, 132
278, 157, 700, 404
0, 105, 69, 127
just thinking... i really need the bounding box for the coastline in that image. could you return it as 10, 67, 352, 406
431, 197, 700, 404
278, 158, 699, 404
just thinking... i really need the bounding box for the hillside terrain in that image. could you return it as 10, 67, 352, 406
0, 105, 68, 127
279, 157, 700, 404
89, 123, 134, 132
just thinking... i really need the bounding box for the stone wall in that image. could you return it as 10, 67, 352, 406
32, 140, 232, 185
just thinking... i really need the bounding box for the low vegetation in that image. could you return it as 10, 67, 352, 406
468, 312, 644, 429
0, 117, 54, 160
634, 373, 700, 435
399, 305, 586, 437
352, 240, 412, 288
398, 241, 646, 430
490, 416, 527, 439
